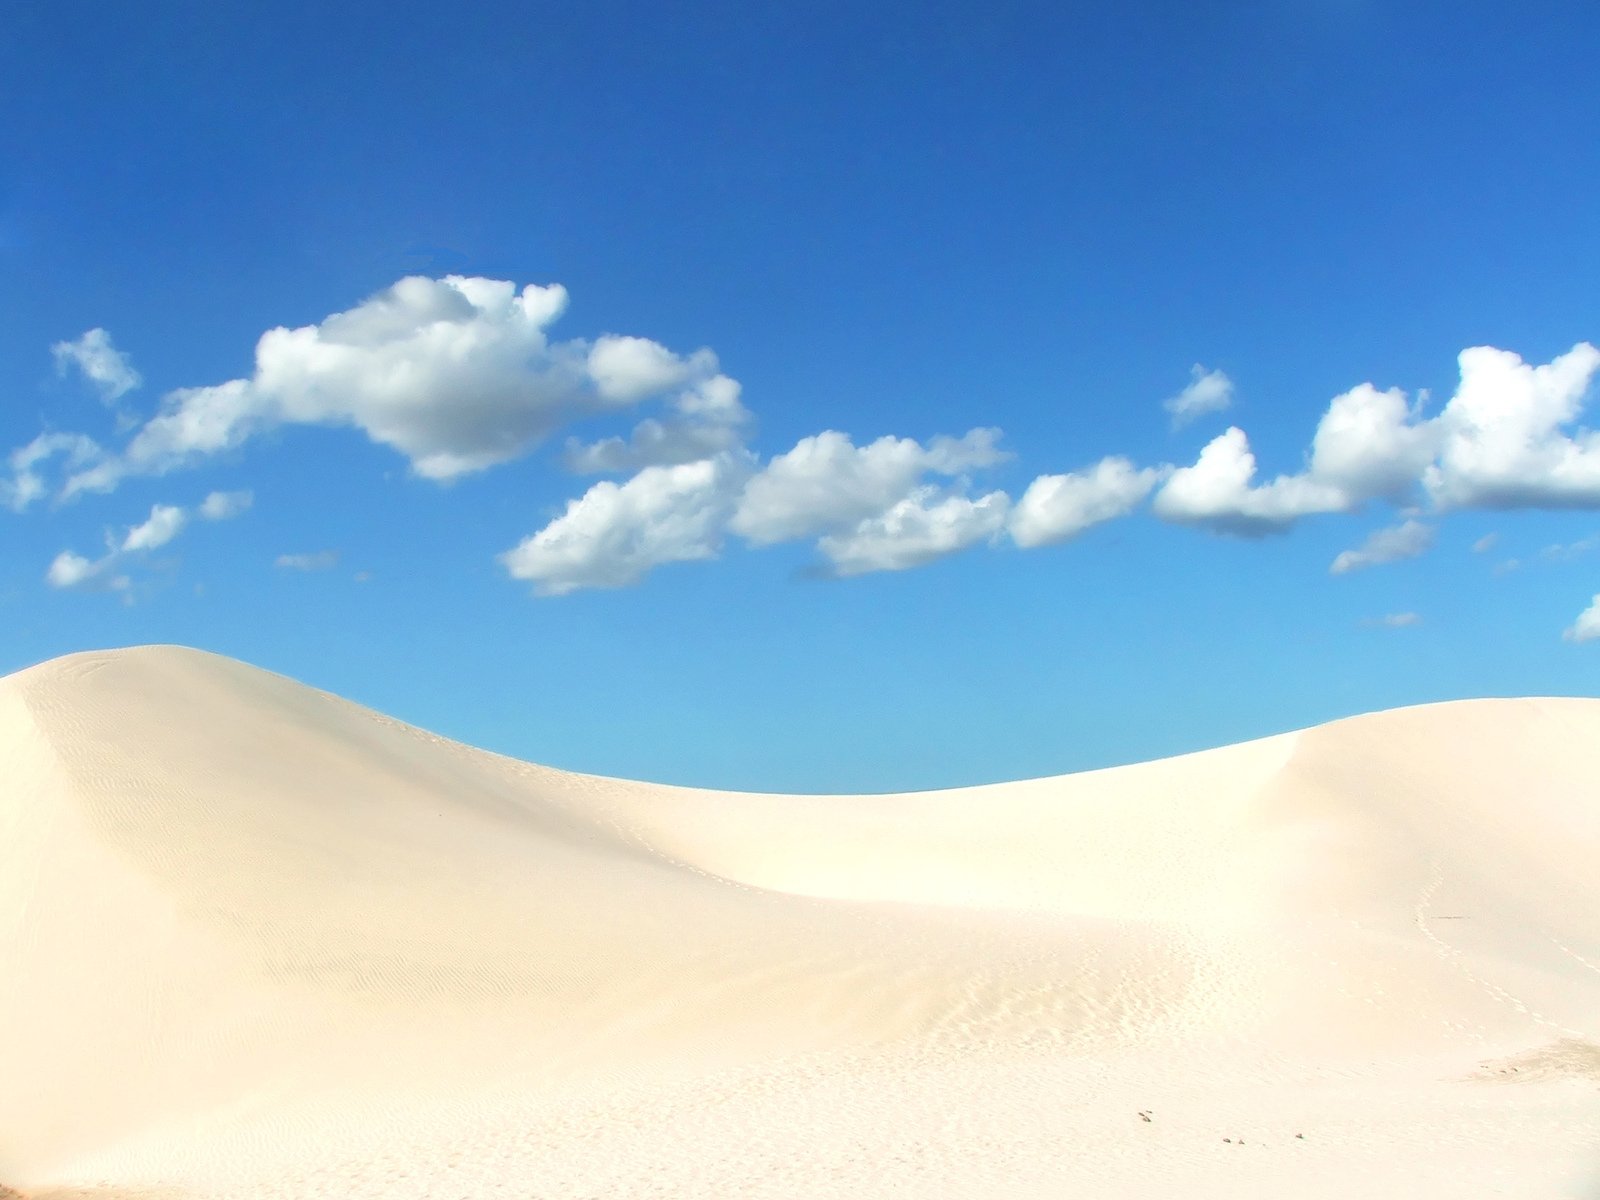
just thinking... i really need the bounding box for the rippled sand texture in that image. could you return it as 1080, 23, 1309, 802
3, 646, 1598, 1198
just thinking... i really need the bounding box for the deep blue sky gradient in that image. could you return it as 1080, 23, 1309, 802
3, 2, 1598, 790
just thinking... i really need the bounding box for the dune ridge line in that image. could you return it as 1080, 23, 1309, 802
3, 646, 1598, 1198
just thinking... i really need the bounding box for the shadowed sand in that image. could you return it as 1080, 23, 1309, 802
3, 646, 1598, 1197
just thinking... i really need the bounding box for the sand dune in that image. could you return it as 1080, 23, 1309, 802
3, 646, 1598, 1198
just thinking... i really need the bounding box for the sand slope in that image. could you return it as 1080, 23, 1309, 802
2, 646, 1598, 1198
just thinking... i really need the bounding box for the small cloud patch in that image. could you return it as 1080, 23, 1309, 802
1362, 612, 1422, 629
52, 328, 141, 404
1331, 519, 1434, 575
1163, 364, 1234, 428
1564, 595, 1600, 643
275, 551, 340, 572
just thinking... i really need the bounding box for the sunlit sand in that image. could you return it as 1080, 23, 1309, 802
3, 646, 1597, 1197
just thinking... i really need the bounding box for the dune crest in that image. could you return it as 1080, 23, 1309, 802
3, 646, 1598, 1198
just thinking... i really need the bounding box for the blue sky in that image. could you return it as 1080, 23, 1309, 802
4, 1, 1599, 792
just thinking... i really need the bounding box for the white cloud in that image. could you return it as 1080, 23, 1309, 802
39, 276, 738, 499
46, 550, 102, 589
500, 453, 751, 596
52, 328, 141, 403
587, 336, 714, 404
121, 504, 187, 552
1153, 381, 1439, 535
1151, 427, 1350, 535
1539, 533, 1600, 562
2, 432, 106, 511
1330, 518, 1435, 575
511, 426, 1011, 593
1151, 345, 1600, 537
1565, 594, 1600, 643
564, 374, 750, 474
19, 295, 1600, 605
505, 336, 1600, 592
1009, 457, 1163, 548
1362, 612, 1422, 629
1471, 532, 1499, 553
1164, 365, 1233, 427
818, 488, 1010, 576
1306, 383, 1438, 501
44, 494, 250, 594
44, 515, 154, 590
1426, 343, 1600, 509
730, 428, 1007, 546
199, 489, 253, 520
921, 428, 1011, 474
275, 551, 340, 571
110, 276, 581, 486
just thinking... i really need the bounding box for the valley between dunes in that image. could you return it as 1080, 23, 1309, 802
3, 646, 1598, 1198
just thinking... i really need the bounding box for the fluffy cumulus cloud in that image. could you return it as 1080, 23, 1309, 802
563, 374, 749, 474
1149, 343, 1600, 539
1306, 383, 1438, 502
500, 453, 750, 595
1566, 595, 1600, 643
1151, 427, 1350, 535
99, 276, 583, 488
1427, 344, 1600, 509
33, 276, 742, 500
506, 427, 1019, 590
730, 428, 1007, 546
1163, 365, 1234, 427
1153, 381, 1440, 536
1329, 518, 1435, 575
819, 489, 1010, 577
15, 275, 1600, 605
53, 328, 141, 403
587, 336, 713, 404
45, 493, 251, 594
1009, 457, 1163, 548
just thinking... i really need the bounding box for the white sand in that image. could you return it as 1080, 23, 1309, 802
2, 645, 1598, 1199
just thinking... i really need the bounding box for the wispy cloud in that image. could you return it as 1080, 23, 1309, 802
1330, 518, 1434, 575
45, 491, 251, 596
2, 432, 105, 512
1539, 533, 1600, 563
1362, 612, 1422, 629
45, 550, 128, 594
52, 328, 141, 404
199, 489, 253, 520
275, 550, 340, 572
1163, 364, 1234, 427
